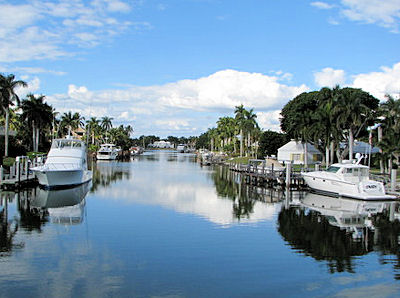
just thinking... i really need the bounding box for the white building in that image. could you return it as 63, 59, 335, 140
152, 141, 174, 149
277, 140, 322, 165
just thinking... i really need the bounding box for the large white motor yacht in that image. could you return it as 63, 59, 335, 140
96, 143, 118, 160
31, 137, 92, 188
302, 156, 396, 200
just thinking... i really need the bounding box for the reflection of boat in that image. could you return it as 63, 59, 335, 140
177, 144, 187, 153
31, 137, 92, 188
300, 192, 395, 239
30, 183, 90, 224
96, 143, 118, 160
302, 157, 396, 200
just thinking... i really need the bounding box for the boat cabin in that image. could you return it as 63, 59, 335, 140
326, 163, 369, 183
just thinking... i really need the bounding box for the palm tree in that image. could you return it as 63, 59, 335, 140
235, 104, 246, 157
101, 116, 113, 141
332, 88, 378, 161
0, 74, 27, 156
61, 111, 85, 136
86, 117, 101, 145
243, 108, 259, 157
20, 94, 53, 152
379, 95, 400, 173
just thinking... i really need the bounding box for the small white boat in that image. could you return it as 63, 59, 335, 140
176, 144, 187, 153
96, 143, 118, 160
302, 157, 396, 200
129, 146, 144, 156
31, 137, 92, 189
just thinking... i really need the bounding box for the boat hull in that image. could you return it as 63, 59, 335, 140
33, 169, 92, 189
96, 153, 117, 160
302, 173, 396, 200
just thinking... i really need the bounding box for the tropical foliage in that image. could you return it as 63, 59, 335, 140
281, 86, 379, 166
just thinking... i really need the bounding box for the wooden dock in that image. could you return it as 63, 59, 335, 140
0, 156, 43, 190
229, 159, 306, 189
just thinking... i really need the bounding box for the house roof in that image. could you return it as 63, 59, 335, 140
278, 140, 321, 154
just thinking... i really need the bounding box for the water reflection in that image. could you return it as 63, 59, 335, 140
212, 166, 284, 220
92, 151, 280, 226
0, 183, 89, 257
1, 194, 22, 255
279, 192, 400, 275
91, 161, 130, 192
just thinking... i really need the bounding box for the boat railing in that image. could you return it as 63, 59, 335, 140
41, 163, 81, 170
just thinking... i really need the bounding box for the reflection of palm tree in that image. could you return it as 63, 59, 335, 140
0, 194, 22, 253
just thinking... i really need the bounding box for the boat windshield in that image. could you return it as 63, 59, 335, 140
326, 166, 340, 173
52, 140, 83, 149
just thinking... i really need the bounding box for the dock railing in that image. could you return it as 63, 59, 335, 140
0, 155, 46, 189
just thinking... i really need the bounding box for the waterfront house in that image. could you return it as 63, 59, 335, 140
277, 140, 322, 165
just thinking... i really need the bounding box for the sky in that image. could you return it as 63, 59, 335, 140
1, 0, 400, 138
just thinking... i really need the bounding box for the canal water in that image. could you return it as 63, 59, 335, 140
1, 150, 400, 297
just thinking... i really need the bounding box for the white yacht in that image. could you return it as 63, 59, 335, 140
302, 157, 396, 200
176, 144, 187, 153
31, 137, 92, 189
96, 143, 118, 160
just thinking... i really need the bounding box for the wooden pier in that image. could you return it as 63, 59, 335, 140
229, 159, 306, 189
0, 156, 43, 190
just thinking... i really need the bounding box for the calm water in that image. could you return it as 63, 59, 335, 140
1, 150, 400, 297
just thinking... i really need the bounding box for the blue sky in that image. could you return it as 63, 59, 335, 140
1, 0, 400, 137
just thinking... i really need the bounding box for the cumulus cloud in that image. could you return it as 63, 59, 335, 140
314, 67, 346, 87
351, 62, 400, 100
45, 69, 308, 136
0, 0, 142, 62
15, 76, 41, 98
256, 110, 282, 132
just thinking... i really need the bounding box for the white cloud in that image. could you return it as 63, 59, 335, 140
311, 2, 335, 10
256, 110, 282, 132
311, 0, 400, 32
0, 0, 143, 62
341, 0, 400, 32
314, 67, 346, 87
15, 77, 41, 99
351, 62, 400, 100
45, 69, 308, 136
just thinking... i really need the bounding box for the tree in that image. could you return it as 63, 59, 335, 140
101, 116, 113, 141
235, 104, 247, 157
258, 130, 289, 158
0, 74, 27, 156
281, 91, 319, 167
243, 108, 259, 157
378, 95, 400, 173
332, 87, 379, 161
86, 117, 101, 145
60, 111, 85, 136
20, 94, 53, 152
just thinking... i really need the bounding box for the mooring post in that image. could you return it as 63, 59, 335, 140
16, 159, 20, 184
25, 158, 29, 180
286, 162, 292, 189
391, 169, 397, 192
0, 166, 3, 184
